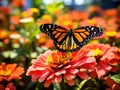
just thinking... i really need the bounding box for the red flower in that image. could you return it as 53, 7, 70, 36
0, 82, 16, 90
26, 48, 96, 87
84, 44, 120, 79
0, 62, 24, 81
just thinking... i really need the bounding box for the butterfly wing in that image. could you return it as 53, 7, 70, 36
73, 26, 103, 46
40, 24, 68, 44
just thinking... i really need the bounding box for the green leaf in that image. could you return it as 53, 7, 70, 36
46, 1, 64, 15
76, 78, 90, 90
111, 74, 120, 84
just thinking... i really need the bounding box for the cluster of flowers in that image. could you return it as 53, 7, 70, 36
27, 43, 120, 89
0, 0, 120, 89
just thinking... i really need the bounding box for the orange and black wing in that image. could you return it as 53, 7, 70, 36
40, 24, 68, 44
73, 26, 103, 46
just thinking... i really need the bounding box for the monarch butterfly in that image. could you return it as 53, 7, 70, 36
40, 24, 103, 52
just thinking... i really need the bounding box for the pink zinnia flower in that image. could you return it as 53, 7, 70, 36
26, 48, 96, 87
84, 44, 120, 79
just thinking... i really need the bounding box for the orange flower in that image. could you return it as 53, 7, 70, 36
37, 14, 52, 25
104, 8, 117, 17
0, 30, 9, 39
56, 19, 78, 29
11, 0, 26, 7
0, 62, 24, 81
68, 11, 89, 21
10, 15, 20, 25
37, 33, 54, 49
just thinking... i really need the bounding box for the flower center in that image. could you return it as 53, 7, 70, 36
46, 52, 72, 69
0, 63, 11, 77
91, 48, 103, 57
106, 31, 117, 37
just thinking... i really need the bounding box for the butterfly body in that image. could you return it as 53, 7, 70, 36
40, 24, 103, 52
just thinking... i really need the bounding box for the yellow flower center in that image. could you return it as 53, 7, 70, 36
91, 48, 103, 57
0, 69, 11, 77
46, 52, 72, 69
106, 31, 117, 37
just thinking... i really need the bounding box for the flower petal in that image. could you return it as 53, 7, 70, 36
77, 71, 88, 79
66, 79, 75, 86
38, 70, 50, 82
44, 80, 52, 87
64, 73, 76, 80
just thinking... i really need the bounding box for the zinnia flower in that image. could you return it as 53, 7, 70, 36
84, 43, 120, 79
26, 48, 96, 87
0, 62, 24, 81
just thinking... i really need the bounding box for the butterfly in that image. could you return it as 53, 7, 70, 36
40, 24, 103, 52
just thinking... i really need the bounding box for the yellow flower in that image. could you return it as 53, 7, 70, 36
106, 31, 117, 37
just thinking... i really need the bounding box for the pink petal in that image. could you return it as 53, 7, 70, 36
64, 73, 76, 80
66, 79, 75, 86
31, 71, 43, 81
38, 70, 50, 82
53, 76, 62, 83
64, 65, 71, 69
55, 70, 66, 76
95, 67, 106, 79
100, 61, 112, 71
80, 62, 96, 71
67, 68, 78, 74
44, 80, 52, 87
77, 71, 88, 79
47, 73, 55, 80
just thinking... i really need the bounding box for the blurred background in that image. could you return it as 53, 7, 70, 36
0, 0, 120, 9
0, 0, 120, 90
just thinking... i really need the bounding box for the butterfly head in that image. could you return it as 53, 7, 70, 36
92, 26, 103, 37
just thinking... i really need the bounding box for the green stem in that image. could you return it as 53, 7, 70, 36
76, 78, 91, 90
53, 83, 61, 90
